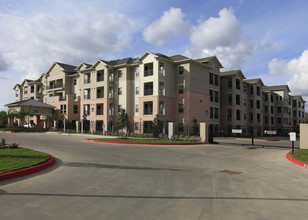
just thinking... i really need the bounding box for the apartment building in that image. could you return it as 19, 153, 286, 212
220, 71, 306, 136
11, 51, 222, 134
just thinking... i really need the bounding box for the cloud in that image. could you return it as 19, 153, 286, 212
269, 50, 308, 96
0, 54, 9, 72
0, 75, 11, 80
190, 8, 242, 49
186, 8, 253, 70
143, 7, 191, 46
0, 7, 135, 79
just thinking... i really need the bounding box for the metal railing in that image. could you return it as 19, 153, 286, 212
144, 89, 153, 96
144, 69, 153, 77
47, 83, 63, 90
97, 93, 104, 98
84, 94, 91, 100
84, 79, 91, 84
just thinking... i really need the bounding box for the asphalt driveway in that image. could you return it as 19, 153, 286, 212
0, 133, 308, 220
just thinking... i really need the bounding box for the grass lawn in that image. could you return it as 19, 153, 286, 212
289, 149, 308, 164
0, 148, 50, 174
94, 138, 200, 144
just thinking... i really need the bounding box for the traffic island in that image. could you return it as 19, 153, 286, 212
286, 151, 308, 170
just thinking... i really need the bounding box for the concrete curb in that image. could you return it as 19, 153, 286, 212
286, 152, 308, 170
0, 154, 56, 182
84, 139, 207, 145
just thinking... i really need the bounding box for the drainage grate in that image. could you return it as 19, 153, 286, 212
219, 170, 242, 175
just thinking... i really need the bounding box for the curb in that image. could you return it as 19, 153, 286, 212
84, 139, 206, 145
0, 130, 17, 133
0, 154, 56, 182
286, 152, 308, 170
265, 140, 280, 142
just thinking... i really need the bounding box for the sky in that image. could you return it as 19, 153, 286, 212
0, 0, 308, 111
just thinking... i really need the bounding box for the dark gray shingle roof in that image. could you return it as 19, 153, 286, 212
5, 99, 55, 108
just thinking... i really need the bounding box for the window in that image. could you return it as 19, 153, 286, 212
271, 117, 274, 125
31, 85, 34, 93
97, 70, 104, 82
117, 70, 123, 78
159, 82, 165, 96
159, 102, 165, 115
135, 68, 139, 77
178, 104, 184, 113
250, 86, 254, 95
250, 99, 254, 108
179, 66, 184, 75
144, 63, 153, 76
249, 113, 253, 122
244, 113, 246, 120
84, 104, 90, 115
243, 85, 247, 92
15, 90, 19, 97
256, 86, 260, 96
135, 122, 139, 131
96, 104, 103, 115
214, 75, 219, 86
61, 104, 66, 114
135, 104, 139, 113
97, 87, 104, 98
210, 90, 213, 102
209, 72, 214, 85
228, 94, 232, 105
159, 63, 165, 76
264, 94, 268, 102
277, 117, 282, 125
265, 105, 268, 113
214, 108, 219, 119
136, 86, 139, 95
277, 106, 282, 114
144, 82, 153, 96
257, 113, 261, 122
271, 95, 274, 103
178, 123, 184, 132
228, 79, 232, 88
144, 102, 153, 115
243, 99, 247, 106
118, 105, 122, 113
227, 109, 232, 121
271, 106, 274, 114
74, 79, 77, 85
118, 88, 122, 95
236, 94, 240, 105
265, 117, 268, 124
236, 110, 241, 121
256, 100, 260, 109
178, 84, 184, 94
73, 105, 78, 114
236, 79, 240, 90
210, 107, 213, 119
92, 107, 95, 113
215, 91, 219, 103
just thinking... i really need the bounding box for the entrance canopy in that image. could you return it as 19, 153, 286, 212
5, 99, 55, 116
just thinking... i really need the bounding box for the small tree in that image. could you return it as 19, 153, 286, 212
44, 114, 57, 129
192, 116, 199, 136
152, 114, 161, 138
117, 108, 129, 137
0, 111, 8, 127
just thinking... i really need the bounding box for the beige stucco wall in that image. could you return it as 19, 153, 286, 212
300, 124, 308, 149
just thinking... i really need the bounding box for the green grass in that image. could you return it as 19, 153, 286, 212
94, 137, 200, 144
290, 149, 308, 164
0, 148, 50, 174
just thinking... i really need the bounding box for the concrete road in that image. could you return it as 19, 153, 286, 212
0, 133, 308, 220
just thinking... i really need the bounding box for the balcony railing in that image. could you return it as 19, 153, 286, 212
159, 89, 165, 96
47, 83, 63, 90
97, 93, 104, 98
144, 69, 153, 77
84, 110, 90, 115
144, 108, 153, 115
144, 89, 153, 96
159, 69, 165, 76
84, 79, 90, 84
109, 93, 114, 98
59, 96, 66, 101
84, 94, 91, 100
97, 76, 104, 82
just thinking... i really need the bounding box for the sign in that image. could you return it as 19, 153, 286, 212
232, 129, 242, 134
290, 132, 296, 141
264, 130, 277, 135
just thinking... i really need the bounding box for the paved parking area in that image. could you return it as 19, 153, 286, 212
0, 133, 308, 220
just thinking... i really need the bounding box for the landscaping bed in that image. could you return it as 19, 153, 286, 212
289, 149, 308, 164
0, 148, 51, 174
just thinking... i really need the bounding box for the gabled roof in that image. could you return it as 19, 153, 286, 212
291, 95, 306, 102
169, 54, 190, 62
195, 56, 223, 68
56, 62, 77, 71
267, 85, 291, 92
243, 78, 264, 86
76, 63, 93, 71
5, 99, 55, 108
220, 70, 246, 79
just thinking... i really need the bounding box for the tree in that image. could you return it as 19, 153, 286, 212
152, 114, 161, 138
192, 116, 199, 136
44, 114, 57, 129
117, 108, 129, 136
0, 111, 8, 127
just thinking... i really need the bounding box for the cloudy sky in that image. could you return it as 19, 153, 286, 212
0, 0, 308, 110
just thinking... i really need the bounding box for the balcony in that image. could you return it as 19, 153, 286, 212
144, 69, 153, 77
59, 96, 66, 101
47, 83, 63, 90
84, 94, 91, 100
97, 93, 104, 99
84, 79, 90, 84
97, 76, 104, 82
144, 89, 153, 96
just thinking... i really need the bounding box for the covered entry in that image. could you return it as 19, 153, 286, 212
5, 99, 55, 129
